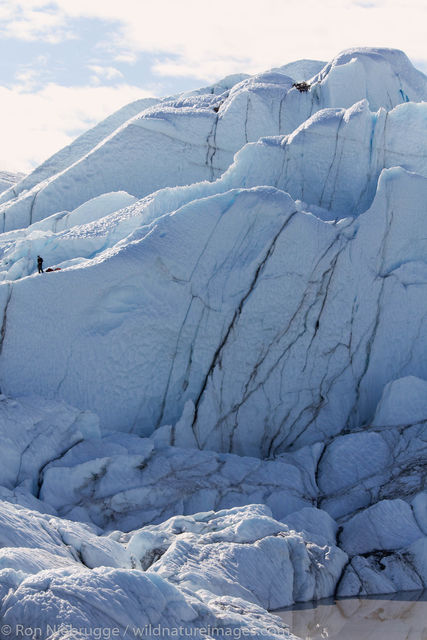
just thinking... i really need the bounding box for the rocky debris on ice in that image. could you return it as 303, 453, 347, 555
225, 99, 427, 218
1, 99, 426, 282
0, 48, 425, 231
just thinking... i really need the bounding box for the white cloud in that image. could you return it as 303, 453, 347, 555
0, 3, 73, 43
14, 55, 49, 90
151, 57, 248, 81
113, 51, 138, 65
1, 0, 426, 172
0, 82, 154, 172
88, 65, 123, 84
6, 0, 425, 79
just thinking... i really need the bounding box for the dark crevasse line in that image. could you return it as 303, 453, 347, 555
191, 210, 298, 444
346, 204, 395, 428
0, 283, 13, 394
224, 234, 349, 456
36, 436, 85, 499
152, 195, 240, 432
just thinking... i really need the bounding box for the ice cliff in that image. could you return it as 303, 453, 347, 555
0, 47, 426, 639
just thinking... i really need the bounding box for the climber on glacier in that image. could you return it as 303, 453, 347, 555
37, 255, 44, 274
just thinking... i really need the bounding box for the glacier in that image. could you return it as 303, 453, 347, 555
0, 47, 426, 638
0, 172, 25, 196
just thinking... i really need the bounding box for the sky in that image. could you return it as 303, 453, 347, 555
0, 0, 426, 173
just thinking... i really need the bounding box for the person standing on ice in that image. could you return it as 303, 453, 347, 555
37, 255, 44, 274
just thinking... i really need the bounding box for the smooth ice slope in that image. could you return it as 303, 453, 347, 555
310, 47, 427, 110
2, 169, 427, 456
0, 98, 158, 206
274, 59, 326, 82
31, 191, 138, 234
